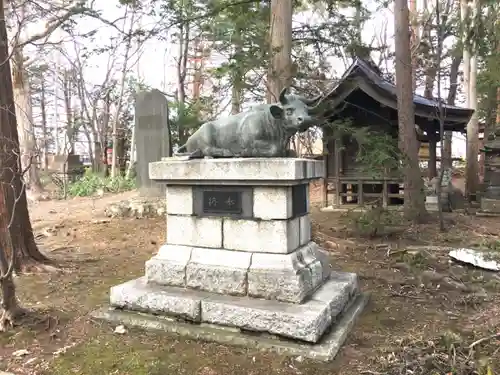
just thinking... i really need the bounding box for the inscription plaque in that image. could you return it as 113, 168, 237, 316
202, 190, 243, 214
193, 186, 252, 218
292, 184, 308, 217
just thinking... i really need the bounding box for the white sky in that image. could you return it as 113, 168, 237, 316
29, 0, 468, 158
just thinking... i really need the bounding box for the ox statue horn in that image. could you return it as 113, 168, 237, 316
278, 87, 289, 105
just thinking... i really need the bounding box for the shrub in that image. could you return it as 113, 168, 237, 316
65, 168, 136, 197
350, 204, 402, 238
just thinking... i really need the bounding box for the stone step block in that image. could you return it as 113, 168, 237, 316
166, 186, 193, 215
253, 186, 293, 220
223, 217, 300, 253
247, 242, 331, 303
108, 273, 358, 343
186, 248, 252, 296
110, 277, 205, 321
312, 272, 359, 321
299, 215, 311, 245
145, 244, 193, 286
201, 294, 330, 343
167, 215, 222, 248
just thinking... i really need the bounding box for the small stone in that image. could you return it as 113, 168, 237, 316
53, 343, 77, 357
420, 270, 445, 283
114, 325, 127, 334
12, 349, 29, 357
442, 277, 469, 292
393, 262, 411, 272
25, 357, 38, 365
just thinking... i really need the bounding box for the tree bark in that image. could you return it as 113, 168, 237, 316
408, 0, 419, 92
442, 53, 461, 169
111, 4, 136, 178
0, 0, 50, 329
267, 0, 293, 102
62, 69, 74, 154
428, 138, 437, 178
11, 48, 45, 194
468, 50, 479, 192
231, 27, 243, 115
40, 73, 49, 170
176, 0, 190, 145
461, 0, 479, 197
394, 0, 426, 221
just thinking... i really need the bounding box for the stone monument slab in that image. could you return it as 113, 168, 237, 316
135, 90, 171, 196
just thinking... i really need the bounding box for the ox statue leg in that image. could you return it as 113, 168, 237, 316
238, 141, 282, 157
186, 149, 204, 159
200, 146, 235, 158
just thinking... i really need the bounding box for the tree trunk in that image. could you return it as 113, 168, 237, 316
231, 27, 243, 115
408, 0, 419, 92
62, 69, 74, 154
111, 5, 136, 178
176, 0, 190, 145
468, 50, 479, 192
125, 122, 136, 179
95, 94, 111, 175
428, 138, 437, 178
267, 0, 293, 102
11, 48, 45, 194
40, 74, 49, 170
442, 53, 461, 169
394, 0, 426, 221
461, 0, 479, 198
0, 4, 50, 329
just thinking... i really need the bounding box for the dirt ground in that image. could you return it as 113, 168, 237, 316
0, 185, 499, 375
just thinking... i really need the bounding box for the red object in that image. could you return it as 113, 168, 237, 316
106, 148, 113, 165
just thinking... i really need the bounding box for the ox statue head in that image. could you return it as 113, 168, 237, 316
268, 88, 325, 131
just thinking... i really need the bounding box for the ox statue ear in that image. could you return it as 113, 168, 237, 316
278, 87, 288, 105
269, 105, 284, 119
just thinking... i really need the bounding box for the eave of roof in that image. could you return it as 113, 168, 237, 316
321, 57, 474, 130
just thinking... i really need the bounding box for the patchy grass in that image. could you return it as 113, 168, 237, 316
1, 208, 500, 375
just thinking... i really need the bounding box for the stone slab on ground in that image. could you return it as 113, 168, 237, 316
449, 248, 500, 271
92, 292, 369, 362
104, 198, 166, 218
108, 272, 359, 343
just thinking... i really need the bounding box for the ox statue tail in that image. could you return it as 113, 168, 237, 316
174, 144, 189, 156
173, 144, 204, 159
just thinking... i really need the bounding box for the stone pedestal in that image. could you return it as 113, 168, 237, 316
480, 136, 500, 214
100, 158, 366, 359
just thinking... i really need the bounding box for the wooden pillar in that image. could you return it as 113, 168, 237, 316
322, 134, 328, 208
382, 168, 388, 207
428, 137, 437, 178
357, 180, 363, 205
334, 138, 342, 207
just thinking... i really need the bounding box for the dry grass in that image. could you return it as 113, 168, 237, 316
0, 191, 499, 375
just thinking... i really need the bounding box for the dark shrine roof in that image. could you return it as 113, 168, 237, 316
320, 57, 474, 132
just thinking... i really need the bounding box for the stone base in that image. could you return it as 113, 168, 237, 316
93, 291, 368, 362
109, 271, 359, 343
479, 198, 500, 214
425, 195, 452, 212
145, 242, 331, 304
